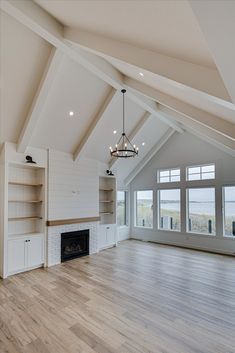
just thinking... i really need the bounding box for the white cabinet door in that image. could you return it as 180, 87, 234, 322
99, 225, 107, 249
106, 225, 116, 246
27, 236, 44, 268
8, 238, 26, 274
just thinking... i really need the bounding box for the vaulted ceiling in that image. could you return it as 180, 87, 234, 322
0, 0, 234, 184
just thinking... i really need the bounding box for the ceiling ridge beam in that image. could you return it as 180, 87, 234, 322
108, 111, 151, 169
125, 77, 235, 141
17, 47, 64, 153
73, 87, 118, 162
124, 129, 175, 185
0, 0, 185, 134
64, 27, 230, 101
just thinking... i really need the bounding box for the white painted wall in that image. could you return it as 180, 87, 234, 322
48, 150, 99, 220
130, 132, 235, 255
0, 145, 6, 276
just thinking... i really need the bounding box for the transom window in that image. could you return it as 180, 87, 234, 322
187, 164, 215, 181
158, 168, 180, 183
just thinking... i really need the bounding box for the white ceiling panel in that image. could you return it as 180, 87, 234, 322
82, 92, 146, 164
114, 116, 169, 182
35, 0, 215, 68
31, 55, 110, 153
106, 57, 235, 123
0, 10, 52, 147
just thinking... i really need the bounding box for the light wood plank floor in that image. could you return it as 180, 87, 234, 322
0, 240, 235, 353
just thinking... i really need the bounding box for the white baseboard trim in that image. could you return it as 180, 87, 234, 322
130, 237, 235, 256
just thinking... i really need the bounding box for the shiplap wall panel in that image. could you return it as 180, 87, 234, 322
47, 150, 100, 266
48, 150, 99, 220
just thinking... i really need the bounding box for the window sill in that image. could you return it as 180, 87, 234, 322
118, 225, 129, 229
158, 228, 181, 233
186, 231, 215, 237
223, 235, 235, 240
134, 226, 153, 230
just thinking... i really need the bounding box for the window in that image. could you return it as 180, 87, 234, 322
135, 190, 153, 228
187, 164, 215, 181
187, 188, 216, 235
223, 186, 235, 237
117, 191, 127, 226
158, 189, 181, 231
158, 168, 180, 183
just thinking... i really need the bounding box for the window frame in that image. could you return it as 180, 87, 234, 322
134, 190, 153, 229
157, 167, 181, 184
158, 188, 181, 232
186, 186, 216, 236
186, 163, 215, 182
117, 190, 128, 227
222, 185, 235, 238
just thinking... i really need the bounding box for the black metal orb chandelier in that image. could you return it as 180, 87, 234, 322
109, 89, 138, 158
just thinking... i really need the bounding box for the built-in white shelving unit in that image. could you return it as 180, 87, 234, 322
99, 176, 117, 250
3, 161, 47, 277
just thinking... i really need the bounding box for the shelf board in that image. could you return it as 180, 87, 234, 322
99, 212, 113, 215
99, 200, 113, 203
8, 200, 43, 203
9, 181, 43, 187
47, 216, 100, 226
8, 232, 43, 238
8, 216, 43, 221
99, 188, 113, 192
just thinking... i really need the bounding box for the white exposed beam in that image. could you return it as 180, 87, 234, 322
189, 0, 235, 104
109, 112, 151, 169
73, 88, 118, 161
125, 77, 235, 141
64, 27, 230, 101
0, 0, 123, 88
159, 107, 235, 157
0, 0, 189, 134
2, 0, 233, 153
125, 90, 183, 133
0, 0, 64, 46
124, 129, 175, 185
17, 47, 64, 152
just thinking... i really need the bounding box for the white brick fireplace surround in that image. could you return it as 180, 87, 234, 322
47, 221, 99, 267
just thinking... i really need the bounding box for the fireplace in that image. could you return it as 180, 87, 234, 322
61, 229, 89, 262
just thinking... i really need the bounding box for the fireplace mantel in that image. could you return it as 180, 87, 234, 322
47, 217, 100, 227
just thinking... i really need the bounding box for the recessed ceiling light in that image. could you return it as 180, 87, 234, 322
142, 142, 145, 146
69, 111, 74, 116
113, 130, 117, 134
139, 72, 144, 77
